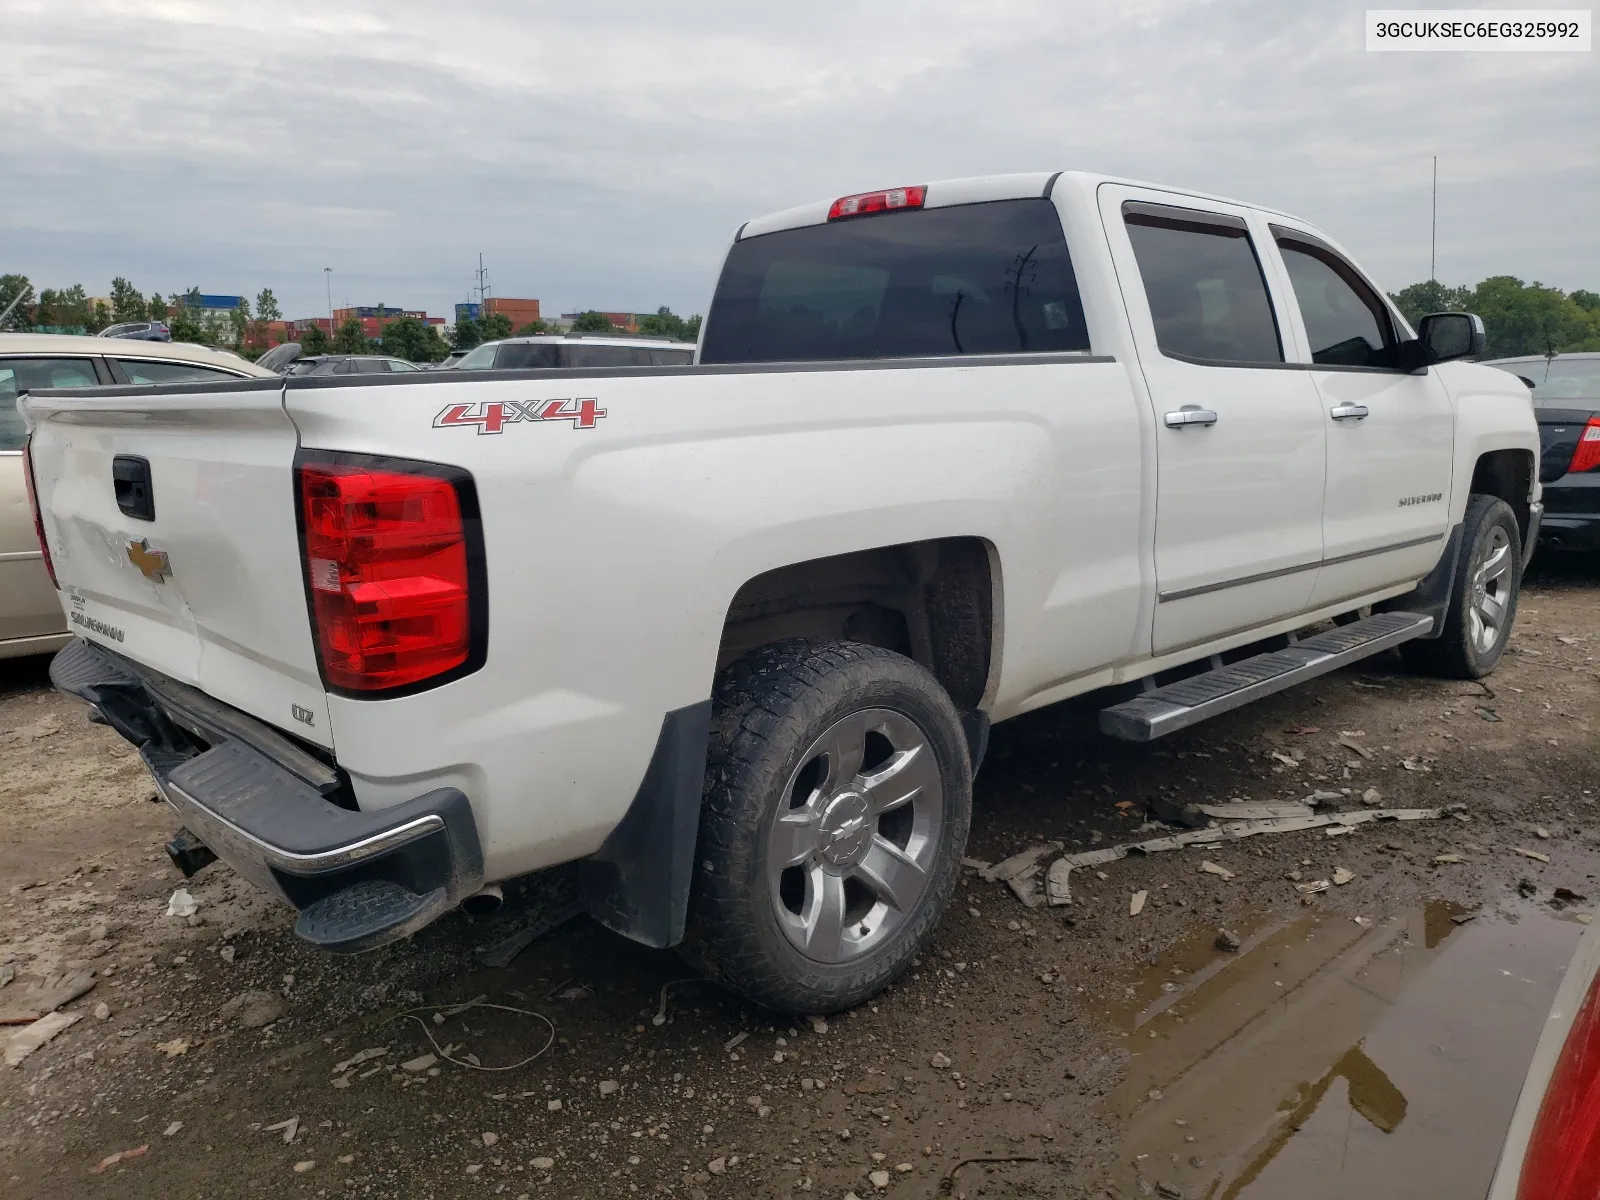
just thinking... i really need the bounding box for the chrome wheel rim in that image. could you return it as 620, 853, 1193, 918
767, 708, 943, 964
1468, 525, 1514, 655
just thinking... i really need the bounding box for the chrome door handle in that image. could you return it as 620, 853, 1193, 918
1330, 403, 1370, 421
1164, 406, 1219, 429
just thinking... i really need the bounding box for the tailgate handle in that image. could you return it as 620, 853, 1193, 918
113, 455, 156, 521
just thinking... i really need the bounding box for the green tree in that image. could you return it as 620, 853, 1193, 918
380, 315, 450, 363
571, 310, 615, 333
254, 288, 282, 323
635, 305, 701, 342
1466, 276, 1592, 358
514, 319, 549, 336
166, 292, 215, 346
452, 316, 482, 350
1387, 280, 1472, 329
478, 312, 513, 341
110, 277, 146, 322
89, 300, 111, 333
331, 318, 371, 354
1570, 289, 1600, 313
227, 297, 252, 348
36, 284, 93, 331
146, 292, 168, 322
300, 324, 330, 355
0, 274, 34, 330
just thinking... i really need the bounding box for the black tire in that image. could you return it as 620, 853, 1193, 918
1401, 494, 1523, 679
681, 639, 972, 1013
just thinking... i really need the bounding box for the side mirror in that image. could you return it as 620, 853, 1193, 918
1416, 311, 1486, 364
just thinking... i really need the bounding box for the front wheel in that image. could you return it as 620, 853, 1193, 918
1402, 494, 1523, 679
681, 640, 971, 1013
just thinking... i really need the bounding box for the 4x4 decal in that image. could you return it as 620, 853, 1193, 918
433, 398, 606, 434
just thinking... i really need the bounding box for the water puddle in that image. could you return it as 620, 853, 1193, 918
1098, 900, 1584, 1200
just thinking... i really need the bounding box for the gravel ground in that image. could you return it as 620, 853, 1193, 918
0, 555, 1594, 1199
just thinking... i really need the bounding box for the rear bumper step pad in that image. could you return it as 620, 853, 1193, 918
51, 637, 483, 953
1100, 611, 1433, 742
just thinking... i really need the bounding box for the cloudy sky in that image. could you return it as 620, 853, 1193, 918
2, 0, 1594, 322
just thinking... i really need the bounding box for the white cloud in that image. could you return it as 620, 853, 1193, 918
0, 0, 1592, 319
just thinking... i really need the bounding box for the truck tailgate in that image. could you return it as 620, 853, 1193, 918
21, 377, 332, 746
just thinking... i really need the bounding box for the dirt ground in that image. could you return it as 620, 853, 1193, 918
1, 556, 1595, 1200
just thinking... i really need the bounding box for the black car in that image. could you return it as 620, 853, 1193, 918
1485, 352, 1600, 551
98, 321, 171, 342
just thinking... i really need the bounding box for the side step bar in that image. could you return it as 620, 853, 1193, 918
1100, 611, 1433, 742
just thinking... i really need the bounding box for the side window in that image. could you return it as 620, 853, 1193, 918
387, 359, 421, 372
116, 359, 240, 385
0, 358, 100, 450
1122, 202, 1283, 365
648, 348, 693, 365
701, 197, 1091, 363
1272, 229, 1399, 368
494, 343, 560, 369
354, 359, 390, 374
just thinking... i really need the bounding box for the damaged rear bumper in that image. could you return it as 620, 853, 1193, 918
50, 637, 483, 952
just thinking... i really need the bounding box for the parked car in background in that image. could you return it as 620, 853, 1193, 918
1486, 352, 1600, 551
285, 354, 425, 377
98, 321, 171, 341
455, 333, 694, 370
1, 334, 275, 659
434, 348, 471, 370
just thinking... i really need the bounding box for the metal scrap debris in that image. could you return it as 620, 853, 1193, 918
1332, 867, 1355, 886
1041, 805, 1456, 905
1515, 848, 1551, 863
1199, 860, 1235, 880
1296, 880, 1331, 895
979, 843, 1062, 883
5, 1010, 81, 1067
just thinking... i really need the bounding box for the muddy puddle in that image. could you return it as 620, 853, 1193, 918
1094, 900, 1587, 1200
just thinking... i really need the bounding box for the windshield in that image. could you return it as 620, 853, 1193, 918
1540, 358, 1600, 401
457, 342, 501, 370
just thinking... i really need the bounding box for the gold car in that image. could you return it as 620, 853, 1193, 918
1, 334, 275, 659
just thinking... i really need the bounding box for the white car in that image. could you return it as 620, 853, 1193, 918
21, 172, 1539, 1013
1, 334, 274, 658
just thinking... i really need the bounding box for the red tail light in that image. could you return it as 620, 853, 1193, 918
1517, 967, 1600, 1199
1568, 417, 1600, 475
21, 437, 58, 589
827, 185, 926, 221
296, 458, 481, 693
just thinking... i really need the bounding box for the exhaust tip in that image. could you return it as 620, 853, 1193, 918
461, 884, 504, 916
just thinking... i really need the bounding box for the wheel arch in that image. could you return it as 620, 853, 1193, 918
1469, 448, 1536, 546
715, 536, 1002, 714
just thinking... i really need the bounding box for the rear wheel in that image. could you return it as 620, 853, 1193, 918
1401, 494, 1522, 679
681, 640, 971, 1013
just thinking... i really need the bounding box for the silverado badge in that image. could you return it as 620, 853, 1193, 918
126, 538, 171, 582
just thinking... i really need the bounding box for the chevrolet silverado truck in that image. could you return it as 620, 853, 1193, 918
20, 172, 1540, 1013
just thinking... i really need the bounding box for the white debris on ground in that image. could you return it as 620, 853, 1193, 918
165, 887, 199, 918
969, 799, 1467, 907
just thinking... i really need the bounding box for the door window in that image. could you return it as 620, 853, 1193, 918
1272, 229, 1399, 368
0, 357, 100, 449
1122, 202, 1283, 365
115, 359, 241, 385
456, 343, 500, 370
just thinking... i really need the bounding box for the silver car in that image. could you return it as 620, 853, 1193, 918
1, 334, 274, 659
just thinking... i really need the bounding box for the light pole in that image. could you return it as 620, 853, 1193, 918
324, 267, 333, 331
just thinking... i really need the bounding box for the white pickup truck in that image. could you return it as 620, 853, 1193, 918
22, 171, 1540, 1013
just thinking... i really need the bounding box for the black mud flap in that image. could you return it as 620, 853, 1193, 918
580, 700, 712, 950
1376, 522, 1463, 640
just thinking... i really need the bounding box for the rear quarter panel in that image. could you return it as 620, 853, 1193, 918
286, 361, 1144, 878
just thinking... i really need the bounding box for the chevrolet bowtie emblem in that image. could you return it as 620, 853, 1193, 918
126, 538, 170, 582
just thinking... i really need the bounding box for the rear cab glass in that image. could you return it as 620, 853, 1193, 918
700, 198, 1091, 363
